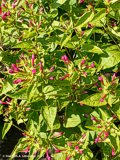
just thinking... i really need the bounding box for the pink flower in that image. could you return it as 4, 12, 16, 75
22, 146, 30, 153
79, 149, 83, 154
46, 149, 51, 160
49, 77, 54, 80
31, 54, 35, 67
98, 76, 103, 81
99, 98, 104, 102
2, 12, 7, 20
112, 73, 116, 81
75, 146, 79, 152
67, 142, 72, 147
6, 11, 10, 16
81, 59, 85, 66
66, 156, 71, 160
94, 137, 99, 144
0, 100, 9, 105
13, 78, 23, 84
104, 131, 109, 138
79, 0, 84, 4
111, 148, 115, 157
9, 69, 15, 74
0, 6, 2, 15
32, 69, 36, 75
61, 55, 70, 64
90, 62, 95, 68
11, 64, 19, 72
98, 87, 102, 91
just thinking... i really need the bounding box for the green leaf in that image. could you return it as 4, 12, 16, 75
64, 103, 82, 128
80, 93, 107, 107
75, 11, 94, 30
51, 0, 67, 8
98, 49, 120, 70
42, 105, 57, 130
43, 85, 57, 99
2, 121, 12, 139
7, 88, 27, 99
61, 34, 72, 48
13, 41, 33, 49
69, 0, 76, 5
53, 152, 66, 160
82, 44, 104, 54
91, 9, 106, 26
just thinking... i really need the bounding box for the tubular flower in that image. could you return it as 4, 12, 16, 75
11, 64, 19, 72
32, 69, 36, 75
61, 55, 70, 64
46, 149, 51, 160
111, 148, 115, 157
31, 54, 35, 67
13, 78, 23, 84
60, 74, 70, 80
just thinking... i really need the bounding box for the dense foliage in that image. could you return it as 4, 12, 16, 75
0, 0, 120, 159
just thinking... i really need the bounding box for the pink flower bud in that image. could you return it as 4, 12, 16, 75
90, 62, 95, 68
75, 146, 79, 152
61, 55, 70, 64
12, 3, 16, 9
0, 6, 2, 15
98, 87, 102, 91
2, 12, 7, 20
104, 131, 109, 138
66, 156, 71, 160
94, 137, 99, 144
13, 78, 23, 84
0, 100, 9, 105
112, 73, 116, 81
49, 77, 54, 80
9, 69, 15, 74
31, 54, 35, 67
11, 64, 19, 72
6, 11, 10, 16
111, 148, 115, 157
67, 142, 72, 147
79, 149, 83, 154
99, 98, 104, 102
79, 0, 84, 4
81, 59, 85, 66
46, 149, 51, 160
32, 69, 36, 75
22, 146, 30, 153
98, 76, 103, 81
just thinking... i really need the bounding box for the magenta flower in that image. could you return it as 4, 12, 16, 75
49, 77, 54, 80
13, 78, 23, 84
90, 62, 95, 68
81, 59, 85, 66
104, 131, 109, 138
9, 69, 15, 74
99, 98, 104, 102
79, 0, 84, 4
98, 76, 103, 81
11, 64, 19, 72
94, 137, 99, 144
31, 54, 35, 67
22, 146, 30, 153
111, 148, 115, 156
75, 146, 79, 152
112, 73, 116, 81
32, 69, 36, 75
6, 11, 10, 16
98, 87, 102, 91
0, 6, 2, 15
2, 12, 7, 20
61, 55, 70, 64
79, 149, 83, 154
0, 100, 9, 105
66, 156, 71, 160
46, 149, 51, 160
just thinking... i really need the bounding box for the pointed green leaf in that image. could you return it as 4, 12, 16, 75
2, 121, 12, 139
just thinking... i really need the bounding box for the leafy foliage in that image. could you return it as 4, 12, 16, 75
0, 0, 120, 159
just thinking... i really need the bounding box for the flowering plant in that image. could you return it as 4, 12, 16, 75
0, 0, 120, 159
